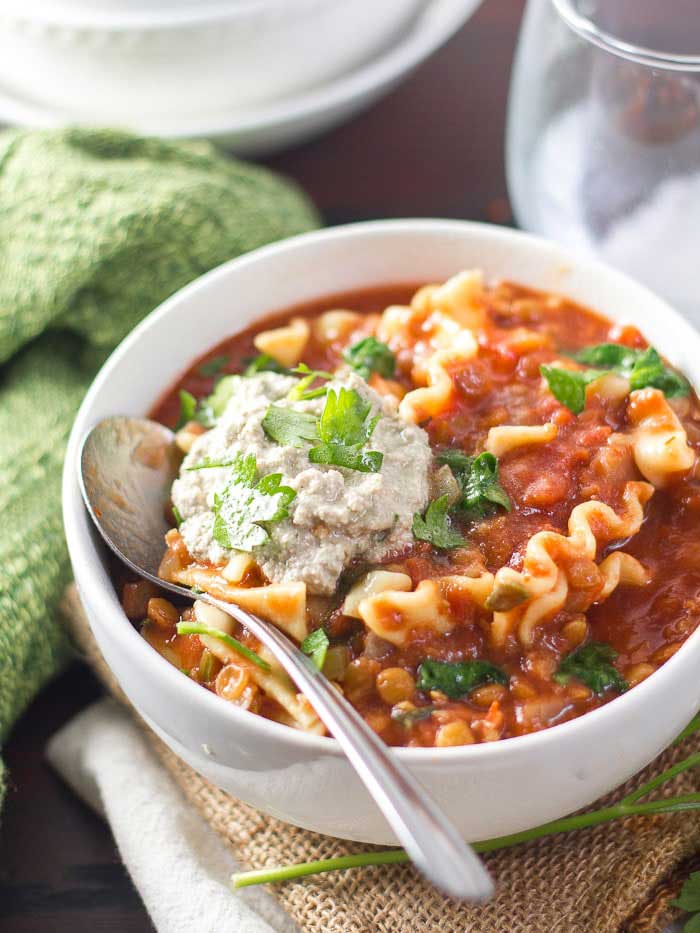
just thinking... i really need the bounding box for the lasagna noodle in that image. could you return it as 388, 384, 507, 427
488, 481, 653, 648
192, 601, 324, 734
358, 573, 495, 646
627, 388, 695, 487
166, 563, 308, 642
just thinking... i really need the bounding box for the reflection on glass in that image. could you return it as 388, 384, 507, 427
507, 0, 700, 323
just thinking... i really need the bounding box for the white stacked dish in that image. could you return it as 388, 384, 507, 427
0, 0, 482, 154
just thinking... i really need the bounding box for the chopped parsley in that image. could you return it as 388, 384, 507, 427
554, 642, 628, 695
197, 376, 238, 426
185, 457, 237, 472
438, 450, 511, 517
300, 627, 330, 670
287, 363, 334, 402
343, 336, 396, 380
243, 353, 289, 376
412, 495, 465, 549
308, 387, 383, 474
198, 354, 230, 378
176, 621, 270, 671
416, 659, 508, 699
262, 405, 319, 447
211, 453, 295, 551
175, 389, 198, 430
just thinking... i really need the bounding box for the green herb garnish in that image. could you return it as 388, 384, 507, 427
196, 376, 238, 427
412, 495, 465, 549
176, 621, 270, 671
416, 658, 508, 698
438, 450, 511, 517
554, 642, 628, 695
573, 343, 639, 370
211, 453, 295, 551
343, 336, 396, 380
308, 387, 383, 473
243, 353, 289, 376
287, 363, 334, 401
262, 405, 320, 447
672, 872, 700, 932
198, 354, 230, 378
543, 343, 690, 415
575, 343, 689, 396
175, 389, 198, 430
300, 628, 330, 670
185, 457, 237, 472
540, 365, 604, 415
172, 504, 183, 528
627, 346, 690, 395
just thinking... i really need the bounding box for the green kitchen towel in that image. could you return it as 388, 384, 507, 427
0, 128, 319, 804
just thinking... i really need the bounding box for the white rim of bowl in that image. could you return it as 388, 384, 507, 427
63, 218, 700, 764
1, 0, 341, 31
0, 0, 478, 140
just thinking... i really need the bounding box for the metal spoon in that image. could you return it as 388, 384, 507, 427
79, 415, 494, 901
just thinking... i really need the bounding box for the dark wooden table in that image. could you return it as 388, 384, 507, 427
0, 2, 525, 929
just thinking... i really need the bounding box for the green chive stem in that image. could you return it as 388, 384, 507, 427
619, 752, 700, 807
231, 739, 700, 889
232, 850, 408, 888
176, 622, 270, 672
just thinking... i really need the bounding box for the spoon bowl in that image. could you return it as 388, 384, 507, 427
79, 414, 494, 901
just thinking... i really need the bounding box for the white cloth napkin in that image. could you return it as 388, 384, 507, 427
46, 698, 297, 933
46, 698, 682, 933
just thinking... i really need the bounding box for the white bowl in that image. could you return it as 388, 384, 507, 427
0, 0, 481, 156
63, 220, 700, 845
0, 0, 423, 121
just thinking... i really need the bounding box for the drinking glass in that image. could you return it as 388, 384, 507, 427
506, 0, 700, 324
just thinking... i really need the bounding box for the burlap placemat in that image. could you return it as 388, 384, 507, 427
61, 586, 699, 932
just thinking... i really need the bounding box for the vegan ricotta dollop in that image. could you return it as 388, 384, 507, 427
172, 371, 432, 594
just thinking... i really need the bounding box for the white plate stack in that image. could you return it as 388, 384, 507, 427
0, 0, 482, 153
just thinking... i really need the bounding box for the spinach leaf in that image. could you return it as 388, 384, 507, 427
554, 642, 628, 695
198, 354, 230, 378
417, 659, 508, 699
175, 389, 197, 429
628, 347, 690, 396
438, 450, 511, 517
539, 365, 604, 415
574, 343, 689, 397
412, 495, 465, 549
242, 353, 289, 376
343, 336, 396, 380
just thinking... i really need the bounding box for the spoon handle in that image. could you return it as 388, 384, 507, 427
208, 594, 494, 901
